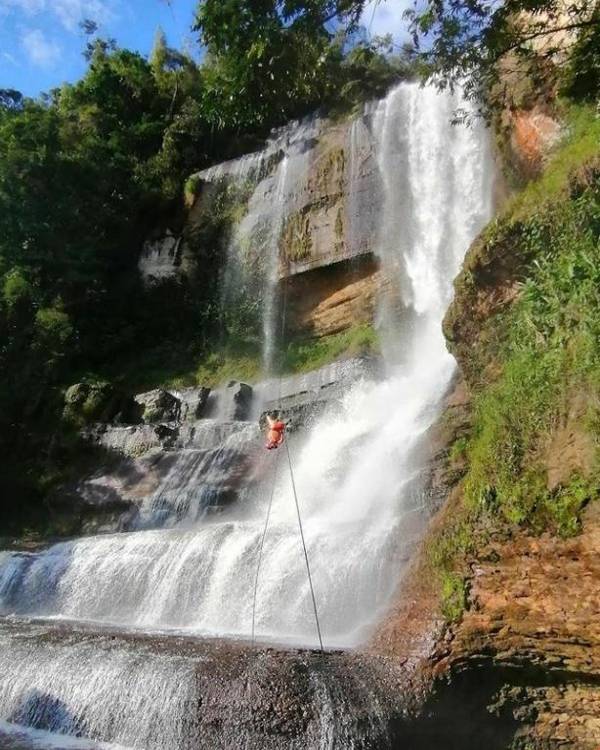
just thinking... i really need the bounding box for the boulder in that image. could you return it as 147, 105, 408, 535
177, 387, 211, 422
220, 381, 253, 422
63, 382, 122, 426
82, 423, 178, 458
134, 389, 181, 423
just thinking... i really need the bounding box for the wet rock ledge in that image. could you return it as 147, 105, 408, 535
434, 500, 600, 749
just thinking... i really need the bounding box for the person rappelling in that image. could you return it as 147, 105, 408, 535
265, 413, 285, 450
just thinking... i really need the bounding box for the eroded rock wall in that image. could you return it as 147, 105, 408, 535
179, 110, 385, 340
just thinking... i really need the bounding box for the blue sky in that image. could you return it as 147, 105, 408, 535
0, 0, 410, 98
0, 0, 200, 96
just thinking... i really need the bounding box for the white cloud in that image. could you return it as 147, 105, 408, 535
0, 0, 116, 32
21, 28, 61, 67
53, 0, 116, 33
2, 51, 19, 65
361, 0, 412, 44
0, 0, 45, 15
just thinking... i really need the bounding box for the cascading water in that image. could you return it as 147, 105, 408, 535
345, 115, 376, 258
214, 118, 319, 374
0, 82, 494, 749
0, 623, 197, 750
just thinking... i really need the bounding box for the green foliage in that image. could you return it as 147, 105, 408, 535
194, 348, 262, 388
0, 42, 211, 531
448, 436, 469, 464
440, 573, 467, 623
429, 521, 473, 572
110, 325, 378, 392
560, 9, 600, 102
63, 381, 117, 427
428, 520, 474, 622
406, 0, 600, 119
462, 148, 600, 537
33, 307, 73, 364
184, 174, 202, 205
195, 0, 361, 130
2, 269, 32, 309
194, 1, 413, 133
111, 324, 379, 392
282, 323, 378, 373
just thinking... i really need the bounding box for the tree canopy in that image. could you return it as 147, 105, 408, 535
193, 0, 373, 130
406, 0, 600, 117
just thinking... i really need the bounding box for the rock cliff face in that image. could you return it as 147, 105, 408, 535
194, 115, 382, 275
369, 358, 600, 748
142, 110, 386, 340
506, 107, 562, 178
443, 502, 600, 747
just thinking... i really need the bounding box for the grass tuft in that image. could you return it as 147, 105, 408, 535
281, 323, 379, 374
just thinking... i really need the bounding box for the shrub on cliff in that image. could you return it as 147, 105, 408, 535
63, 382, 121, 427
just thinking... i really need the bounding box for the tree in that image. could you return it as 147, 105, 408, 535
560, 11, 600, 101
406, 0, 600, 118
194, 0, 368, 132
196, 0, 367, 52
150, 27, 169, 74
0, 89, 24, 112
79, 18, 99, 36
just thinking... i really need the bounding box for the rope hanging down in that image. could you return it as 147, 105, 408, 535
251, 276, 324, 653
285, 439, 324, 652
251, 450, 280, 646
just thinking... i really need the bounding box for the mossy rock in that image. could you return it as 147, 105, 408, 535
314, 147, 345, 193
133, 388, 181, 423
63, 382, 123, 426
281, 210, 312, 262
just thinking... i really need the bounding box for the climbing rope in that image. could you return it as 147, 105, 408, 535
251, 449, 280, 646
285, 438, 324, 652
250, 275, 325, 653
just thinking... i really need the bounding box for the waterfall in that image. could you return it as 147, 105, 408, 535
345, 115, 375, 258
134, 422, 261, 528
0, 82, 494, 748
371, 84, 494, 365
212, 117, 319, 373
261, 154, 290, 373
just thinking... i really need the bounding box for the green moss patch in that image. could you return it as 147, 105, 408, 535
281, 323, 379, 374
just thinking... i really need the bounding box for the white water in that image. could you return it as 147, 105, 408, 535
0, 625, 195, 750
134, 422, 260, 527
0, 722, 129, 750
0, 82, 494, 748
211, 117, 319, 374
345, 115, 375, 257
